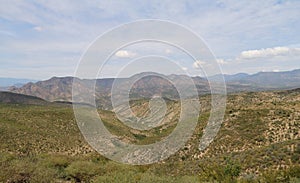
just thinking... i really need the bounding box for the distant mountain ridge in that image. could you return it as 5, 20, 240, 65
0, 78, 37, 87
212, 69, 300, 91
240, 69, 300, 88
9, 69, 300, 109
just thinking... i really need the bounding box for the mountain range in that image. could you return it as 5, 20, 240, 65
217, 69, 300, 89
8, 69, 300, 109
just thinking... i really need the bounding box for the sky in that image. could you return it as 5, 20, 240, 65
0, 0, 300, 79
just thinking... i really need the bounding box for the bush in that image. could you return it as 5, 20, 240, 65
65, 160, 102, 182
92, 171, 142, 183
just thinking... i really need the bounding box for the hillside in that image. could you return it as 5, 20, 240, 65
0, 91, 49, 105
0, 89, 299, 182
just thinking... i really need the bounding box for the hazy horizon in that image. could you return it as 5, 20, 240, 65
1, 67, 299, 81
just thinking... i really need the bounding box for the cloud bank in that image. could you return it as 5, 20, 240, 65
239, 47, 300, 59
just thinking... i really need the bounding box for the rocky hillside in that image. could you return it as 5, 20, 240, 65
10, 77, 78, 102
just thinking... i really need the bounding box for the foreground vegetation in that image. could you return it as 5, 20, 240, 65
0, 90, 300, 182
1, 151, 299, 182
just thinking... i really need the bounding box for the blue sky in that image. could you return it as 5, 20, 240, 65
0, 0, 300, 79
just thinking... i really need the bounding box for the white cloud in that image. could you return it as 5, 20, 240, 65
192, 60, 206, 69
115, 50, 136, 58
181, 67, 188, 71
239, 47, 300, 59
33, 26, 43, 31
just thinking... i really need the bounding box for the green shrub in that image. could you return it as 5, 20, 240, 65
92, 171, 142, 183
65, 160, 102, 182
